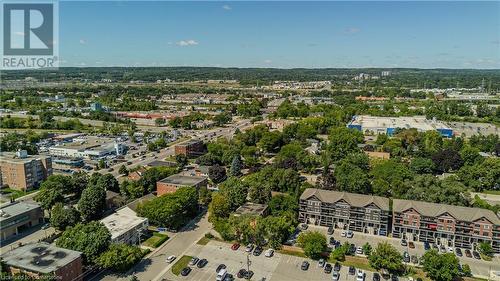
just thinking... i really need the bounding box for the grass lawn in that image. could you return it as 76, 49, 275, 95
171, 255, 193, 276
340, 256, 376, 272
196, 236, 211, 245
1, 188, 37, 200
482, 190, 500, 195
142, 232, 169, 248
277, 248, 307, 258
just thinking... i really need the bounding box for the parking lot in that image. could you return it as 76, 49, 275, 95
165, 240, 410, 281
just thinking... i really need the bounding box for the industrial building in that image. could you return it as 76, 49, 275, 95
0, 201, 44, 241
156, 173, 208, 196
0, 150, 52, 190
2, 242, 83, 281
175, 140, 204, 157
347, 115, 453, 137
100, 206, 149, 245
49, 137, 126, 159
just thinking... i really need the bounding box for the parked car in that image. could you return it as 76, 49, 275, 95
334, 262, 341, 271
197, 258, 208, 268
327, 226, 334, 235
423, 242, 430, 251
318, 259, 326, 268
253, 246, 263, 256
216, 264, 226, 273
237, 269, 247, 278
356, 247, 363, 255
349, 266, 356, 275
341, 230, 347, 237
166, 255, 176, 263
245, 244, 254, 252
301, 261, 309, 271
472, 251, 481, 259
180, 267, 192, 276
244, 271, 254, 280
447, 247, 454, 253
189, 257, 199, 266
439, 245, 446, 253
300, 223, 308, 230
373, 273, 381, 281
356, 270, 365, 281
231, 243, 240, 250
332, 271, 340, 281
349, 244, 356, 255
346, 230, 354, 238
465, 249, 472, 258
265, 249, 274, 257
401, 239, 407, 246
408, 242, 415, 249
455, 248, 463, 257
329, 237, 336, 245
324, 264, 332, 274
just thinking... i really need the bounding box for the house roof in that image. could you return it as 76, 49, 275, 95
393, 199, 500, 225
300, 188, 390, 211
158, 174, 207, 186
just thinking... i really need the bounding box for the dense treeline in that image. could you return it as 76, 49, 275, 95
3, 67, 500, 89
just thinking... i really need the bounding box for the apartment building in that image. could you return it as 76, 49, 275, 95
392, 199, 500, 254
2, 243, 83, 281
174, 140, 204, 157
299, 188, 391, 236
156, 173, 208, 196
0, 150, 52, 191
100, 207, 148, 245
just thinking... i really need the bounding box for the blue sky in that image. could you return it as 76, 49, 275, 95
59, 1, 500, 68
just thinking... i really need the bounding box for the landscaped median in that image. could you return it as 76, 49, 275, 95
171, 255, 193, 276
142, 232, 169, 248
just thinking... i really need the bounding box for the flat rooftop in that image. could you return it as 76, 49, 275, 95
0, 152, 50, 164
350, 115, 450, 131
51, 137, 116, 151
2, 242, 81, 274
147, 160, 177, 167
100, 207, 148, 240
158, 174, 207, 186
234, 202, 268, 216
0, 201, 41, 223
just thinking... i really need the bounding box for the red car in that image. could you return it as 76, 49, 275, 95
231, 243, 240, 250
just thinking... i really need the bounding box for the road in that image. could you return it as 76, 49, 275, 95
94, 212, 212, 281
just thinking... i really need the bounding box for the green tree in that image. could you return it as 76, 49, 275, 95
296, 231, 327, 259
218, 177, 248, 210
330, 242, 350, 261
323, 127, 363, 164
368, 242, 403, 273
421, 250, 460, 281
208, 164, 227, 184
208, 193, 232, 220
119, 165, 129, 176
175, 154, 188, 168
50, 203, 80, 231
96, 243, 143, 272
78, 184, 106, 221
410, 157, 435, 174
335, 161, 371, 194
477, 242, 493, 257
362, 242, 372, 256
229, 155, 242, 177
56, 222, 111, 264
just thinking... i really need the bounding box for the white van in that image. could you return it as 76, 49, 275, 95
216, 268, 227, 281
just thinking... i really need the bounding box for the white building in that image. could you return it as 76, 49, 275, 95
49, 137, 126, 159
100, 207, 148, 245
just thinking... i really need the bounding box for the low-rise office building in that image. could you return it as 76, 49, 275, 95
299, 188, 391, 236
0, 150, 52, 191
2, 242, 83, 281
392, 199, 500, 253
156, 173, 208, 196
175, 140, 204, 157
0, 201, 44, 241
100, 207, 149, 245
48, 137, 126, 159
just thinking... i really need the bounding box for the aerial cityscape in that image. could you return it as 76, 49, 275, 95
0, 1, 499, 281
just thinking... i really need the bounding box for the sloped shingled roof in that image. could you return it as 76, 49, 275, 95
300, 188, 390, 211
393, 199, 500, 225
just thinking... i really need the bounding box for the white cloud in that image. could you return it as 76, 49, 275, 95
264, 59, 272, 64
176, 40, 199, 46
79, 39, 87, 45
343, 27, 361, 34
222, 4, 231, 10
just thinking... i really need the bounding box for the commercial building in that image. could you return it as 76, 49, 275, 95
234, 202, 269, 217
100, 207, 149, 245
347, 115, 453, 137
2, 242, 83, 281
49, 137, 126, 159
175, 140, 204, 157
299, 188, 391, 236
392, 199, 500, 254
0, 150, 52, 191
0, 201, 44, 241
156, 173, 208, 196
